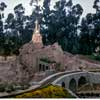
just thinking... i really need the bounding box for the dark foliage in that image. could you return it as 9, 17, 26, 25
0, 0, 100, 56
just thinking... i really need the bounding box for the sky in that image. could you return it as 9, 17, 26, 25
1, 0, 96, 19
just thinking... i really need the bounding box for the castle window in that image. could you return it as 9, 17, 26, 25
39, 64, 42, 71
43, 65, 45, 71
46, 66, 49, 70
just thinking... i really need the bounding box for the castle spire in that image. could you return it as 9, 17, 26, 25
34, 19, 40, 34
32, 19, 43, 48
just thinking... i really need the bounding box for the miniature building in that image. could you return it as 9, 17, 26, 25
18, 19, 68, 82
19, 20, 59, 72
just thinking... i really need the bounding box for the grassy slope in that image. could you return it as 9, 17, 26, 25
87, 54, 100, 61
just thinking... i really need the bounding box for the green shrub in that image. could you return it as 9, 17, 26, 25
20, 84, 30, 90
88, 54, 100, 61
0, 83, 6, 92
5, 84, 15, 93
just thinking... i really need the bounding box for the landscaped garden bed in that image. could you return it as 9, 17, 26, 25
14, 85, 75, 98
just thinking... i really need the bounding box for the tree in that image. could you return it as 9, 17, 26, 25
92, 0, 100, 53
0, 2, 7, 19
79, 18, 90, 54
6, 13, 14, 25
14, 4, 26, 46
93, 0, 100, 12
41, 0, 83, 54
14, 4, 25, 20
0, 2, 7, 55
40, 0, 52, 45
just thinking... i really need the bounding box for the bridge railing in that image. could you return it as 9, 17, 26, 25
37, 70, 81, 85
52, 71, 89, 85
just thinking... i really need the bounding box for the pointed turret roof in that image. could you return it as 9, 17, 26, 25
32, 19, 43, 48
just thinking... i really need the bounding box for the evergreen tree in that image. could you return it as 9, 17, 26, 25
41, 0, 83, 54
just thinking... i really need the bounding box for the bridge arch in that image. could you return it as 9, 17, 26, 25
69, 78, 77, 92
78, 76, 87, 87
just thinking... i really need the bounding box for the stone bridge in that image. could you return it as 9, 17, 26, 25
1, 71, 100, 98
52, 71, 100, 93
